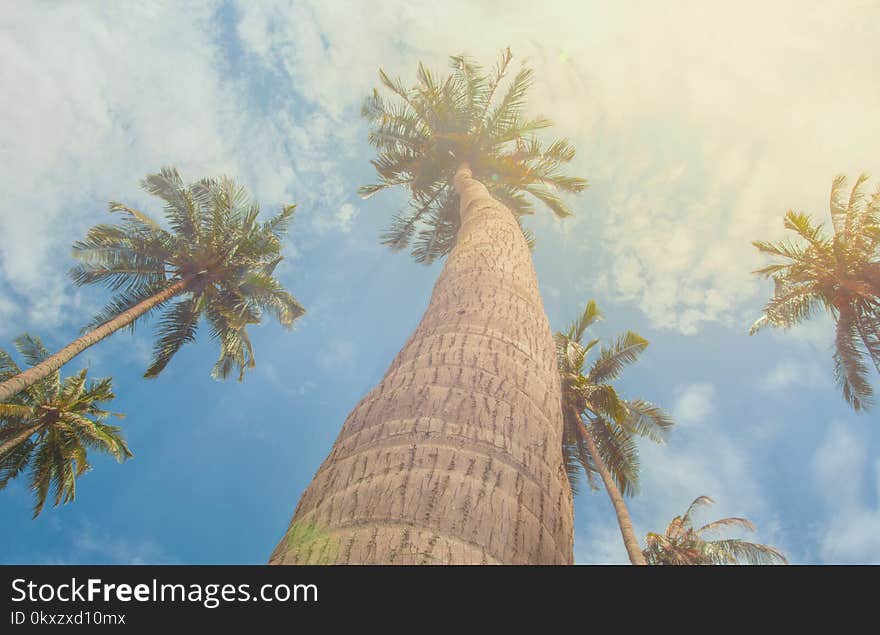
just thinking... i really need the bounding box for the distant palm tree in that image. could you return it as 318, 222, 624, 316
751, 173, 880, 410
271, 49, 587, 564
0, 167, 304, 402
556, 299, 674, 565
0, 334, 131, 517
643, 496, 787, 565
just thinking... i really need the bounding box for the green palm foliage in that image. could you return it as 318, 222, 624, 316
71, 166, 305, 380
751, 173, 880, 410
0, 335, 131, 518
643, 496, 788, 565
360, 47, 588, 263
556, 300, 673, 495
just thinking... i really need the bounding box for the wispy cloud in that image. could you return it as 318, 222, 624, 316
762, 358, 829, 393
315, 339, 357, 372
311, 202, 359, 235
8, 519, 174, 565
811, 420, 880, 563
673, 383, 715, 427
0, 1, 361, 337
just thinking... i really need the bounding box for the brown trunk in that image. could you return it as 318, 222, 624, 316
0, 279, 190, 403
575, 420, 647, 565
0, 421, 46, 457
270, 163, 574, 564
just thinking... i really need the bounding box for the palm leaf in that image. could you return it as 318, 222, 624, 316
143, 296, 202, 379
588, 332, 649, 384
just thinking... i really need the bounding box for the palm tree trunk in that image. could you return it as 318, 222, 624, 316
0, 421, 46, 457
575, 421, 647, 565
0, 279, 190, 402
270, 163, 574, 564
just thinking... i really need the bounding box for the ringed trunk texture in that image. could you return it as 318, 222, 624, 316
270, 164, 574, 564
0, 279, 189, 403
576, 422, 647, 565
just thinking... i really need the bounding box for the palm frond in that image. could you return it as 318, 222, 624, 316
621, 399, 674, 443
13, 334, 51, 367
143, 296, 202, 379
588, 416, 640, 497
567, 299, 602, 342
588, 332, 649, 384
0, 438, 35, 490
0, 333, 131, 517
363, 49, 586, 263
702, 538, 788, 565
834, 306, 873, 410
682, 495, 715, 526
65, 167, 304, 381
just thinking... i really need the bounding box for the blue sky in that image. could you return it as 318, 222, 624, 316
1, 0, 879, 564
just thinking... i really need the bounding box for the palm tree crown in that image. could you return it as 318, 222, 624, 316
0, 335, 131, 517
556, 300, 673, 496
643, 496, 787, 565
70, 167, 305, 380
360, 47, 588, 263
751, 173, 880, 410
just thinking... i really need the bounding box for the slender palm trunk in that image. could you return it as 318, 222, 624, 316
270, 163, 574, 564
0, 421, 46, 457
575, 421, 647, 565
0, 279, 189, 402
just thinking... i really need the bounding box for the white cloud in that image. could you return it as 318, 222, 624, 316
569, 2, 880, 333
71, 524, 173, 565
572, 424, 781, 563
0, 2, 230, 330
316, 339, 356, 371
236, 0, 880, 334
0, 1, 359, 336
811, 421, 880, 563
5, 1, 878, 337
311, 202, 359, 234
762, 358, 829, 392
818, 509, 880, 564
574, 519, 628, 565
15, 520, 174, 565
673, 383, 715, 426
572, 379, 788, 563
813, 423, 867, 507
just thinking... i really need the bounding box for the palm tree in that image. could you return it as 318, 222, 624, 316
270, 49, 587, 564
556, 300, 674, 565
751, 173, 880, 410
0, 334, 131, 517
0, 167, 304, 402
643, 496, 787, 565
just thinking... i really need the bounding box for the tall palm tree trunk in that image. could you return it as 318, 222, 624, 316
0, 279, 189, 402
0, 421, 46, 457
575, 422, 647, 565
270, 163, 574, 564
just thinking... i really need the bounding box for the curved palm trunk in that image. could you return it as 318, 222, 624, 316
0, 421, 46, 457
0, 279, 189, 402
575, 422, 647, 565
270, 163, 574, 564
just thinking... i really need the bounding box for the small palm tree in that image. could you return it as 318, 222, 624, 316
556, 299, 674, 565
0, 167, 304, 402
751, 173, 880, 410
643, 496, 787, 565
0, 334, 131, 518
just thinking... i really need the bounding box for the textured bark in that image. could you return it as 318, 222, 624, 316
0, 421, 45, 457
0, 279, 189, 403
575, 421, 647, 565
270, 164, 574, 564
